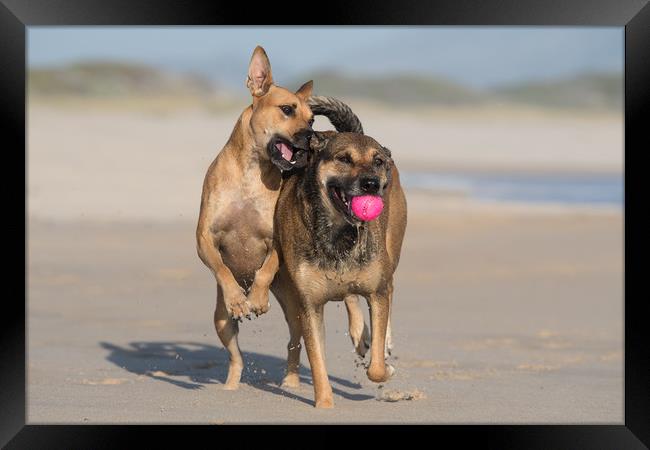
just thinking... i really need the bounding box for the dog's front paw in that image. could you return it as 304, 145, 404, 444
367, 362, 395, 383
247, 286, 271, 317
225, 288, 251, 321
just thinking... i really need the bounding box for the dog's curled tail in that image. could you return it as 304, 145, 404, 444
308, 96, 364, 135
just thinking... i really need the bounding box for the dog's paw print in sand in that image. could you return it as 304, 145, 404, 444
376, 388, 426, 402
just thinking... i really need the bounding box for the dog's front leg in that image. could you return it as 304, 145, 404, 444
198, 231, 250, 320
247, 238, 279, 316
366, 288, 395, 383
300, 302, 334, 408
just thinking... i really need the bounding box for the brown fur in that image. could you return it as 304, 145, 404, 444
272, 132, 407, 407
196, 47, 370, 390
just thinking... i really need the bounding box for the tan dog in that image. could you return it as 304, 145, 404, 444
272, 132, 407, 407
196, 46, 369, 390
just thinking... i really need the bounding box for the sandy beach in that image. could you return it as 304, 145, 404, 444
27, 103, 623, 423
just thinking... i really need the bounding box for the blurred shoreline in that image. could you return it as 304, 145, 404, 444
28, 61, 622, 111
27, 101, 622, 222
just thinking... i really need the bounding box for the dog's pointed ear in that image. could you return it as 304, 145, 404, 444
246, 46, 273, 97
310, 130, 336, 153
295, 80, 313, 100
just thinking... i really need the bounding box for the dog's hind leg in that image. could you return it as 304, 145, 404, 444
385, 281, 394, 359
276, 294, 303, 389
214, 285, 244, 390
344, 295, 370, 357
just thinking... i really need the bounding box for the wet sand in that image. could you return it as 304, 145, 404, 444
27, 105, 623, 423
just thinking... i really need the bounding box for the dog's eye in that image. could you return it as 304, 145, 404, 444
279, 105, 295, 116
336, 154, 352, 165
374, 157, 384, 167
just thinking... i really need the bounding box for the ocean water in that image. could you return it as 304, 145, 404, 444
400, 171, 623, 207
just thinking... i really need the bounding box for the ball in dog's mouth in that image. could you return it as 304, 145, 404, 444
350, 195, 384, 221
330, 186, 384, 222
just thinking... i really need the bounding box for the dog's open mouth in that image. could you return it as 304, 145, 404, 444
329, 184, 354, 219
268, 136, 305, 170
276, 141, 295, 162
329, 183, 385, 222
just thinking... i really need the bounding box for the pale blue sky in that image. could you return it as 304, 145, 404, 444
28, 27, 623, 88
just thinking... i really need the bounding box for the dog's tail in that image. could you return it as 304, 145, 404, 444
308, 96, 364, 135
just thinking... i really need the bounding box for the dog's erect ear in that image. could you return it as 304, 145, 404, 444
247, 46, 273, 97
295, 80, 313, 100
310, 130, 336, 153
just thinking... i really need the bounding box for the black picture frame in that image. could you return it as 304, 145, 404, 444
2, 0, 648, 447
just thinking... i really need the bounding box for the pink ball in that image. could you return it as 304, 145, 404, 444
350, 195, 384, 221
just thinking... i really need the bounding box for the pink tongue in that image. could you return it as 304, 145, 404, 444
277, 142, 293, 161
350, 195, 384, 221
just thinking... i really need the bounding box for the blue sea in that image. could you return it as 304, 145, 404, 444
400, 171, 623, 207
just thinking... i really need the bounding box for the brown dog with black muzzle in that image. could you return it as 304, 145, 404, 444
272, 131, 407, 407
196, 46, 370, 390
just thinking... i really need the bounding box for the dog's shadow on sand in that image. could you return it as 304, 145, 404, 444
100, 341, 374, 406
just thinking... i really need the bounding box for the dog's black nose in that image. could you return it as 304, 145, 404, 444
295, 128, 313, 148
297, 127, 313, 139
360, 176, 380, 194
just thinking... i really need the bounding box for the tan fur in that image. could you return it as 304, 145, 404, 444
196, 47, 370, 390
273, 133, 407, 407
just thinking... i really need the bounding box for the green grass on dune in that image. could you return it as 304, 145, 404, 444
29, 61, 622, 112
494, 73, 622, 110
29, 61, 214, 97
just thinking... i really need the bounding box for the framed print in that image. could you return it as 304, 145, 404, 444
2, 0, 648, 447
